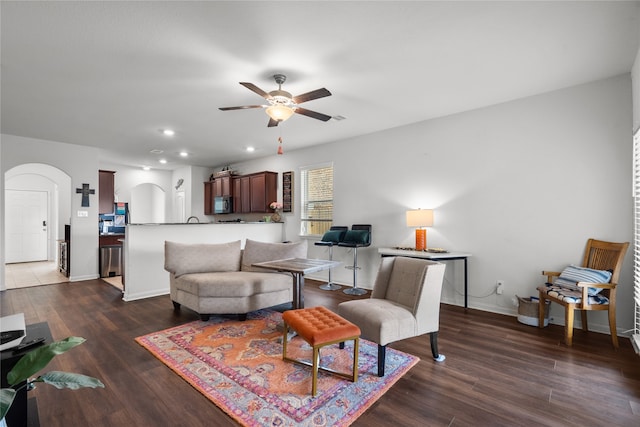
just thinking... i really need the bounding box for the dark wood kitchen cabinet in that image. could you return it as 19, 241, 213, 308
204, 176, 232, 215
249, 172, 277, 213
232, 177, 244, 213
204, 181, 215, 215
214, 176, 232, 197
207, 171, 277, 214
99, 170, 115, 214
239, 176, 251, 213
233, 172, 276, 214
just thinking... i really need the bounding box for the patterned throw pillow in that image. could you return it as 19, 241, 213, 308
552, 265, 612, 296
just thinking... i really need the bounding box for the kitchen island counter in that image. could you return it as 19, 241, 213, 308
122, 222, 285, 301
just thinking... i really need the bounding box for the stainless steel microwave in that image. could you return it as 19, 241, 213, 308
214, 196, 232, 214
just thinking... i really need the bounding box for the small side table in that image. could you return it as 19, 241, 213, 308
1, 322, 52, 427
252, 258, 341, 309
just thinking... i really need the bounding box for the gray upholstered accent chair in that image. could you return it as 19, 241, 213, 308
338, 256, 446, 376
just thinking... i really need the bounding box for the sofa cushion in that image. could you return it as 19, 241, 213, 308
173, 271, 292, 297
164, 240, 241, 277
241, 239, 308, 272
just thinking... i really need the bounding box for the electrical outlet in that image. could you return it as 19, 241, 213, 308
496, 280, 505, 295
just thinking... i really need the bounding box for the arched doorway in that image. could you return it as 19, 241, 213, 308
130, 183, 166, 224
4, 163, 71, 287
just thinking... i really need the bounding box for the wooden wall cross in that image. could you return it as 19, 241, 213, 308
76, 183, 95, 207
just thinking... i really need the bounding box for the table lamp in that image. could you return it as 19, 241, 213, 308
406, 209, 434, 251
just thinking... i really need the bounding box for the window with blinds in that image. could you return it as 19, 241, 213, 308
300, 163, 333, 236
633, 127, 640, 354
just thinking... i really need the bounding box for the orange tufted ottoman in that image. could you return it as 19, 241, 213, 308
282, 306, 360, 396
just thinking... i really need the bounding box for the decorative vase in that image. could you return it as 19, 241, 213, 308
271, 211, 281, 222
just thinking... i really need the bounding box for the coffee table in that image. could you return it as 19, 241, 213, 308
252, 258, 341, 309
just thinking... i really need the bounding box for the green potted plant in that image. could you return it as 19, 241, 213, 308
0, 336, 104, 425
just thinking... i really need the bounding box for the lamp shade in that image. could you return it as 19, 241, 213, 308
406, 209, 434, 227
265, 104, 295, 122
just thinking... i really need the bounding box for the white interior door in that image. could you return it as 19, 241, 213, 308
5, 189, 48, 263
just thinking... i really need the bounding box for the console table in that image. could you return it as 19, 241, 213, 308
1, 322, 52, 427
378, 248, 472, 308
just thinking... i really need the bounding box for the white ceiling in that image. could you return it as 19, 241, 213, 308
1, 1, 639, 170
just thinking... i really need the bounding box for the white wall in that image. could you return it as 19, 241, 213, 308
223, 75, 634, 335
130, 183, 165, 223
1, 135, 100, 282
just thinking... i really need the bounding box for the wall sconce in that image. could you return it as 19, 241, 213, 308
406, 209, 434, 251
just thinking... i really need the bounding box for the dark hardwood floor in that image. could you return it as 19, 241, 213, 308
2, 279, 639, 426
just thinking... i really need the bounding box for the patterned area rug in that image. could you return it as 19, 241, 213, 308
135, 309, 419, 427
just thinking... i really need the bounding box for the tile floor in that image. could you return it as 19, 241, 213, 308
4, 261, 69, 289
4, 261, 124, 291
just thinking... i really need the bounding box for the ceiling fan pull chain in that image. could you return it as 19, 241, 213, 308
277, 136, 284, 155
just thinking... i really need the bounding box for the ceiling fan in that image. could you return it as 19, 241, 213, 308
219, 74, 332, 127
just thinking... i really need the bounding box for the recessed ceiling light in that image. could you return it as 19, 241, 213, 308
161, 129, 175, 137
246, 146, 255, 152
150, 149, 164, 154
159, 159, 167, 164
143, 166, 151, 171
179, 151, 188, 157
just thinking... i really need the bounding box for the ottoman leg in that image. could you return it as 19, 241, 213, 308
282, 322, 289, 360
312, 346, 320, 396
353, 338, 359, 382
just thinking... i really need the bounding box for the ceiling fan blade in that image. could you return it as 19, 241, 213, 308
294, 107, 332, 122
267, 118, 280, 127
240, 82, 272, 100
218, 105, 264, 111
293, 88, 332, 104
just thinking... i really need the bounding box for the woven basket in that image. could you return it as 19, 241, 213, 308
516, 295, 549, 327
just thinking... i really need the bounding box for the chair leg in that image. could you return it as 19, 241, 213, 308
565, 305, 574, 346
609, 307, 619, 349
538, 292, 546, 329
312, 346, 320, 396
429, 332, 446, 362
377, 344, 386, 377
581, 310, 588, 332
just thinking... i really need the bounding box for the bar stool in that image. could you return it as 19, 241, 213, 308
314, 226, 348, 290
339, 224, 372, 296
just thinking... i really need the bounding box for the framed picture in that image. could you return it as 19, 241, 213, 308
283, 171, 293, 213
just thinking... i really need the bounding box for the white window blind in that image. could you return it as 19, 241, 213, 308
300, 163, 333, 236
633, 127, 640, 354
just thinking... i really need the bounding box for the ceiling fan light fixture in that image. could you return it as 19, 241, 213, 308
265, 104, 295, 122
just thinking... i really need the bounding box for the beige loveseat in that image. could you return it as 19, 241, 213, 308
164, 239, 308, 321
